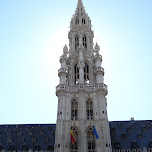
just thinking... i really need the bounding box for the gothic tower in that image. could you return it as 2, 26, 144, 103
55, 0, 112, 152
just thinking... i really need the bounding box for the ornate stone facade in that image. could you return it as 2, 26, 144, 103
55, 0, 112, 152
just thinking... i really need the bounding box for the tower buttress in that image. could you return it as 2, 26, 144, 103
55, 1, 112, 152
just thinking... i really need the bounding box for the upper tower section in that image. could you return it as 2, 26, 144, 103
56, 0, 107, 95
68, 0, 94, 56
70, 0, 92, 30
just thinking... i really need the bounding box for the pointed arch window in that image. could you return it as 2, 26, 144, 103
83, 35, 87, 49
86, 99, 93, 120
75, 36, 79, 50
74, 64, 79, 84
75, 18, 79, 24
87, 127, 95, 152
71, 99, 78, 120
84, 63, 89, 84
82, 18, 86, 24
70, 127, 78, 152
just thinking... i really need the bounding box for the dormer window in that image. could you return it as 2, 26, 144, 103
0, 145, 3, 151
83, 35, 87, 49
8, 145, 15, 151
148, 141, 152, 148
75, 36, 79, 50
82, 18, 86, 24
21, 145, 28, 151
121, 133, 127, 139
48, 145, 54, 151
114, 143, 121, 150
34, 145, 41, 151
131, 142, 139, 149
75, 18, 79, 24
137, 133, 142, 139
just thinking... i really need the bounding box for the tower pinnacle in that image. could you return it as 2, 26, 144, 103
74, 0, 87, 17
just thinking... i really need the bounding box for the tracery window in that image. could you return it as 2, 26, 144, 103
74, 64, 79, 84
75, 36, 79, 50
86, 99, 93, 120
71, 99, 78, 120
84, 63, 89, 84
83, 35, 87, 49
87, 127, 95, 152
70, 127, 78, 152
75, 18, 79, 24
82, 18, 86, 24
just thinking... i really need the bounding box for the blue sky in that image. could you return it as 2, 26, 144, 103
0, 0, 152, 124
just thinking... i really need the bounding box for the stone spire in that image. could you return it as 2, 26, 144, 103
70, 0, 92, 30
74, 0, 88, 17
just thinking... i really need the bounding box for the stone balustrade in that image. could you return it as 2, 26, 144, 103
56, 83, 107, 93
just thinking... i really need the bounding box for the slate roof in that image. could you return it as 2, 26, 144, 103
0, 124, 56, 151
109, 120, 152, 150
0, 120, 152, 151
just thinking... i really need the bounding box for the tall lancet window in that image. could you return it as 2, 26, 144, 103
75, 36, 79, 50
83, 35, 87, 49
75, 18, 79, 24
70, 127, 78, 152
81, 8, 83, 16
74, 64, 79, 84
71, 99, 78, 120
82, 18, 86, 24
84, 63, 89, 84
87, 127, 95, 152
86, 99, 93, 120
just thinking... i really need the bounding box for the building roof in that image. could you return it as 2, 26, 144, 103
109, 120, 152, 150
0, 120, 152, 151
0, 124, 56, 151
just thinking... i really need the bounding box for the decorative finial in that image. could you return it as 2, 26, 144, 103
63, 44, 68, 54
95, 43, 100, 52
